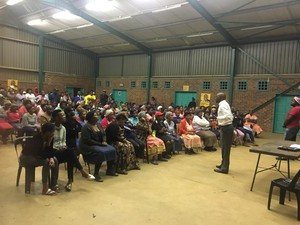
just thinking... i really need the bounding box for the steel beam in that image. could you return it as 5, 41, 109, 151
187, 0, 238, 48
39, 0, 151, 55
38, 35, 44, 91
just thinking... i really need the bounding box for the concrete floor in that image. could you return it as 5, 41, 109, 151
0, 132, 299, 225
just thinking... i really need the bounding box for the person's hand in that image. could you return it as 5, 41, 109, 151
49, 158, 55, 167
100, 142, 107, 146
59, 146, 67, 150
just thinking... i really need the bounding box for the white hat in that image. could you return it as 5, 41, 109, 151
157, 106, 162, 110
105, 109, 114, 117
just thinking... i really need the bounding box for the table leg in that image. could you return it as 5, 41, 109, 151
250, 153, 261, 191
287, 159, 291, 201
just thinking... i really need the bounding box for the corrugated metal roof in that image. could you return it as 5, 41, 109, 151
0, 0, 299, 56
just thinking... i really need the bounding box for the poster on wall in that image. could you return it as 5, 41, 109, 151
200, 93, 211, 108
7, 79, 18, 90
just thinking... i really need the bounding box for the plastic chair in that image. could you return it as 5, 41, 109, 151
267, 170, 300, 220
15, 136, 37, 193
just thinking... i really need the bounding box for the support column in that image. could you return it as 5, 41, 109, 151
228, 48, 236, 105
94, 57, 99, 92
147, 54, 153, 103
38, 35, 44, 91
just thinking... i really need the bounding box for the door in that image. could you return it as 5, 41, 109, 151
65, 87, 85, 98
112, 89, 127, 107
273, 95, 294, 133
174, 92, 197, 108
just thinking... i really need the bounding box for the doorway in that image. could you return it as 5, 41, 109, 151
112, 89, 128, 107
174, 91, 198, 108
273, 94, 296, 134
65, 87, 85, 98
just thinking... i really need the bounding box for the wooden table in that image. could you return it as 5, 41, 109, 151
249, 141, 300, 191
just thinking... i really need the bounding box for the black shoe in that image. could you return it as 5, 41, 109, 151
216, 165, 221, 169
151, 160, 159, 165
106, 171, 119, 176
158, 157, 168, 162
214, 168, 228, 174
94, 175, 104, 182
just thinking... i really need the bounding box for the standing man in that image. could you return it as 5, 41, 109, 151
100, 90, 109, 106
214, 93, 233, 174
283, 96, 300, 141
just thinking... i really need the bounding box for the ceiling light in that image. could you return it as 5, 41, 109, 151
108, 16, 132, 22
48, 29, 66, 34
76, 23, 94, 29
113, 43, 130, 47
186, 32, 214, 38
146, 38, 168, 43
152, 3, 187, 13
6, 0, 23, 5
52, 11, 78, 20
27, 19, 45, 26
241, 25, 274, 31
86, 0, 115, 12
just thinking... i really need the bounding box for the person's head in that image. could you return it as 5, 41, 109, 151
44, 104, 53, 115
86, 111, 98, 125
130, 110, 137, 118
64, 107, 75, 118
77, 91, 81, 95
105, 109, 114, 120
79, 109, 87, 121
10, 104, 18, 112
155, 111, 164, 121
194, 109, 203, 117
26, 88, 32, 94
23, 99, 32, 107
115, 113, 128, 127
192, 97, 195, 102
27, 105, 35, 115
59, 101, 67, 110
292, 96, 300, 107
41, 122, 55, 140
184, 111, 192, 120
165, 111, 173, 121
138, 111, 146, 121
216, 92, 226, 104
52, 109, 65, 124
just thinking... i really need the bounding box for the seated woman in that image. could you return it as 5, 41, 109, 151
20, 123, 58, 195
192, 109, 218, 151
0, 98, 13, 144
100, 109, 115, 130
178, 111, 202, 154
232, 110, 245, 146
6, 103, 21, 130
52, 109, 94, 192
235, 112, 258, 146
152, 111, 174, 159
244, 110, 263, 137
106, 114, 140, 175
79, 111, 117, 182
136, 112, 166, 165
163, 111, 183, 152
21, 104, 39, 136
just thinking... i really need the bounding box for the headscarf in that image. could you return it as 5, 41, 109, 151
293, 96, 300, 104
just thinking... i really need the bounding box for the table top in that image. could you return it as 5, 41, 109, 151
249, 141, 300, 159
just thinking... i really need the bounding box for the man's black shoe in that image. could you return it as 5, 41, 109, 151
214, 168, 228, 174
216, 165, 221, 169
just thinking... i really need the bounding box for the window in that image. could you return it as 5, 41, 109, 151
105, 81, 110, 87
141, 81, 147, 89
203, 81, 211, 90
164, 81, 171, 89
152, 81, 158, 89
258, 80, 269, 91
237, 81, 247, 91
219, 81, 228, 90
97, 81, 101, 87
130, 81, 136, 88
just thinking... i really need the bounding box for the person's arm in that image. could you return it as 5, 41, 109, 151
283, 114, 295, 128
178, 120, 188, 135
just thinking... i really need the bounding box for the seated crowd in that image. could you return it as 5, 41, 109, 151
0, 85, 263, 195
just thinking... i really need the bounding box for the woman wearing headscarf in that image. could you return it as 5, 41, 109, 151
136, 111, 166, 165
151, 111, 174, 159
163, 111, 183, 152
192, 109, 218, 151
178, 111, 202, 154
100, 109, 115, 130
79, 111, 117, 182
106, 114, 140, 174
